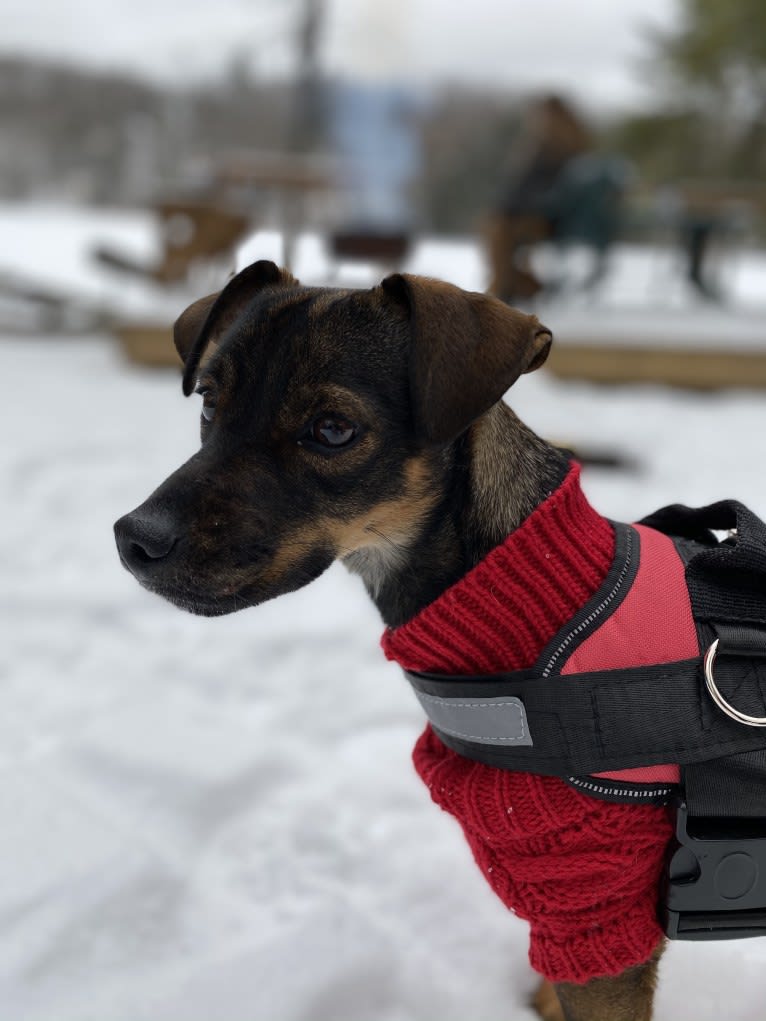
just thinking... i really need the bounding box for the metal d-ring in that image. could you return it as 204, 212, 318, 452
704, 638, 766, 727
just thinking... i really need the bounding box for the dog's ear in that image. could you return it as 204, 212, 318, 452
174, 292, 220, 364
176, 260, 299, 395
380, 273, 552, 444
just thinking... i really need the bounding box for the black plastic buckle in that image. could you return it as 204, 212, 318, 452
661, 803, 766, 940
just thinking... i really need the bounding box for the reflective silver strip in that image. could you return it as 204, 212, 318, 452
413, 691, 533, 746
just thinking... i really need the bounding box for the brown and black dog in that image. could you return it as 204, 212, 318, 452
115, 260, 662, 1021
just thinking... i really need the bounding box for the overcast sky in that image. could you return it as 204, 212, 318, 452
2, 0, 679, 111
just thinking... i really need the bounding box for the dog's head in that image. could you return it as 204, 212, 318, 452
114, 260, 551, 615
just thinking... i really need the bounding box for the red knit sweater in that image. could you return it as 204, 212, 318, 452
381, 464, 672, 984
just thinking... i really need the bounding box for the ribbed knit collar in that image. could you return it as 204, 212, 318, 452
382, 463, 616, 676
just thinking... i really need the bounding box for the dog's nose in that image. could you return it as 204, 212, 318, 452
114, 510, 179, 578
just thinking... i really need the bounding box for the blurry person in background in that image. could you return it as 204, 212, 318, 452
486, 94, 592, 303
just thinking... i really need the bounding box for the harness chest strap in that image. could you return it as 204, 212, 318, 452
405, 630, 766, 781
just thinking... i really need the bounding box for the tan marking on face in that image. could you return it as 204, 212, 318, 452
258, 456, 438, 587
332, 457, 437, 557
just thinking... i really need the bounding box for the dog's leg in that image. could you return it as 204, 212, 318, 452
532, 979, 565, 1021
551, 945, 663, 1021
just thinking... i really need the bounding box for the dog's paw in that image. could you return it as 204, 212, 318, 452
531, 979, 565, 1021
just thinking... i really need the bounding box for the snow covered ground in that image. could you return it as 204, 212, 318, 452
3, 205, 766, 1020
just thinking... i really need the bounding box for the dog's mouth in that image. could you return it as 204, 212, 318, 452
135, 573, 265, 617
132, 572, 268, 616
136, 551, 334, 618
154, 586, 252, 617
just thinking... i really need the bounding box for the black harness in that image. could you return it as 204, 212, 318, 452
402, 499, 766, 941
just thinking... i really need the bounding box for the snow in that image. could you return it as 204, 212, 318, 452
4, 204, 766, 1020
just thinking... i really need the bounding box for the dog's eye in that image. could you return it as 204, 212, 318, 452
195, 386, 217, 423
310, 415, 357, 448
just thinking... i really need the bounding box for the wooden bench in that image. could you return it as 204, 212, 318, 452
95, 198, 251, 285
539, 165, 763, 299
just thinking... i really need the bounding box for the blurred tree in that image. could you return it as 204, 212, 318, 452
659, 0, 766, 109
651, 0, 766, 175
605, 110, 713, 183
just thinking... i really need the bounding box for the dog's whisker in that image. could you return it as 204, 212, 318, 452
363, 523, 402, 550
338, 523, 424, 601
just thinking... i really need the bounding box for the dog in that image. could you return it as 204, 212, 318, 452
115, 260, 669, 1021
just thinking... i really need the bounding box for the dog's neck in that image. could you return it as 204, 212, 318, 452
351, 402, 569, 629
